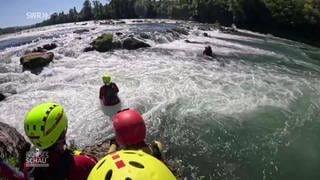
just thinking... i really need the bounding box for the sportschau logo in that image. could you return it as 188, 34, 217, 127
26, 149, 49, 167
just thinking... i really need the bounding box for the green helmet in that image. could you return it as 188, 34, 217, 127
24, 103, 68, 150
102, 74, 111, 85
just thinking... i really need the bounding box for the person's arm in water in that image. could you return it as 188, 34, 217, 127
107, 138, 118, 154
150, 141, 166, 162
99, 86, 104, 99
112, 83, 119, 93
0, 159, 24, 180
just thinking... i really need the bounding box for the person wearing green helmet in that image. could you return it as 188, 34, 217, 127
99, 74, 120, 106
21, 102, 97, 180
87, 150, 176, 180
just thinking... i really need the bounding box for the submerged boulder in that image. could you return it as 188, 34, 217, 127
73, 29, 89, 34
30, 47, 47, 53
198, 24, 212, 31
82, 139, 112, 160
83, 46, 95, 52
0, 93, 5, 101
112, 40, 122, 49
123, 37, 150, 50
166, 29, 180, 38
20, 52, 54, 70
89, 34, 123, 52
0, 122, 30, 168
115, 21, 126, 24
185, 39, 203, 44
132, 20, 143, 23
115, 32, 123, 36
100, 20, 114, 25
171, 27, 189, 35
89, 34, 151, 52
24, 43, 57, 54
42, 43, 57, 51
91, 34, 114, 52
140, 32, 151, 39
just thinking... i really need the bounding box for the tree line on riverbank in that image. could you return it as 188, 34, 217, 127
1, 0, 319, 46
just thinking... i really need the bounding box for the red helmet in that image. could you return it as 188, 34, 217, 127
112, 109, 146, 146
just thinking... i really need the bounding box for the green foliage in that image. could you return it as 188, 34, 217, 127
195, 0, 233, 24
6, 0, 320, 30
92, 0, 105, 19
109, 0, 137, 18
302, 0, 320, 24
265, 0, 304, 26
134, 0, 153, 18
68, 7, 79, 22
172, 3, 193, 20
80, 0, 93, 21
1, 0, 319, 45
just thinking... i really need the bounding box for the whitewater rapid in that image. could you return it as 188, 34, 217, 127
1, 19, 320, 179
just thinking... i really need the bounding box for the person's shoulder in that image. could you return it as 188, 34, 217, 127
73, 154, 97, 167
68, 155, 97, 180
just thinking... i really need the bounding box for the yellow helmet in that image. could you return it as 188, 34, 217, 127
87, 150, 176, 180
102, 74, 111, 85
24, 103, 68, 150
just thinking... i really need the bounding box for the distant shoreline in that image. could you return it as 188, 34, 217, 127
1, 19, 319, 48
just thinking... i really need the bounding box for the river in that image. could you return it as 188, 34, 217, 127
1, 19, 320, 179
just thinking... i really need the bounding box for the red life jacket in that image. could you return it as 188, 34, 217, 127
23, 149, 96, 180
0, 160, 24, 180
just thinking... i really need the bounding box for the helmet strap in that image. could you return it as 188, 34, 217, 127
46, 130, 67, 154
